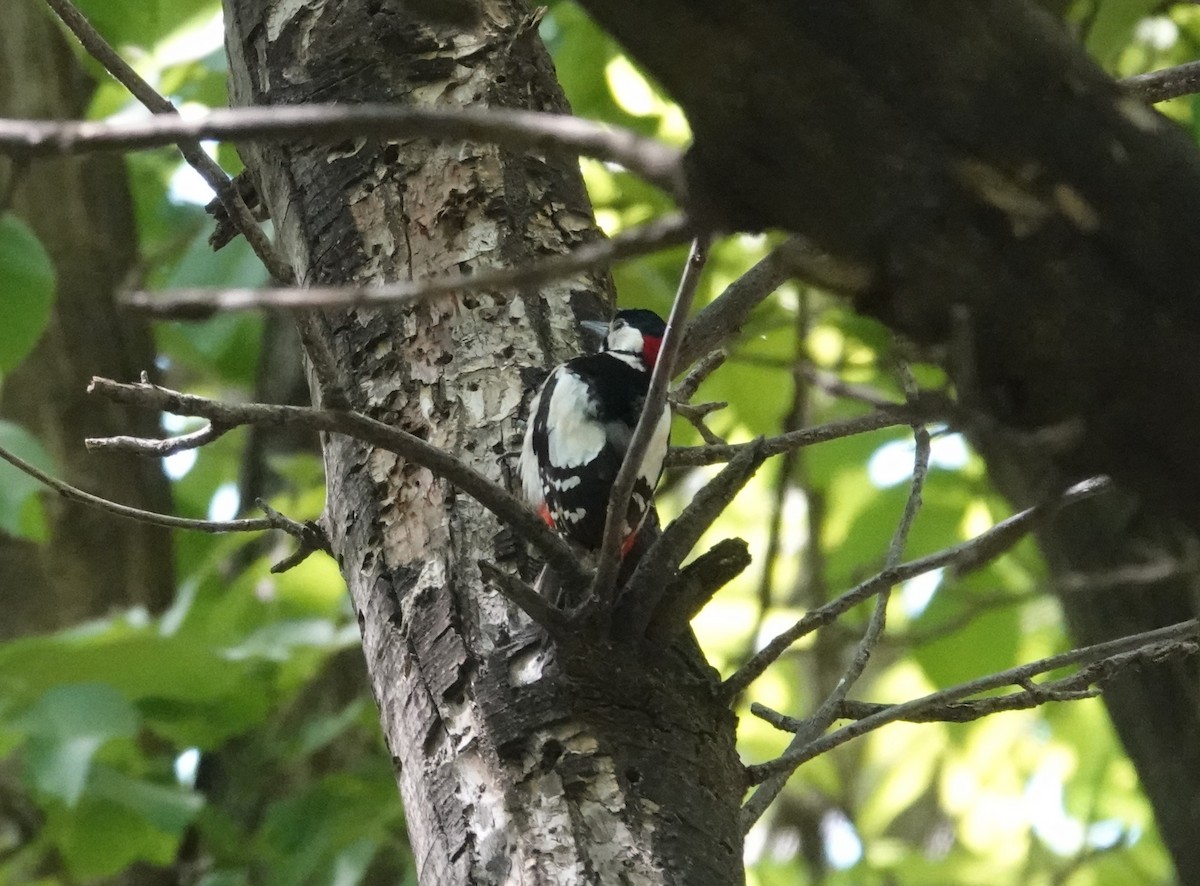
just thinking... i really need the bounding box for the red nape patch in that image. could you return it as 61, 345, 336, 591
537, 502, 555, 529
641, 335, 663, 369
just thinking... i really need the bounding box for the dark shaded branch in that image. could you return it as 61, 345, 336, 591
645, 538, 752, 643
676, 242, 795, 369
122, 214, 693, 318
0, 104, 686, 202
745, 619, 1200, 784
41, 0, 291, 281
1122, 60, 1200, 105
86, 376, 588, 587
479, 560, 570, 638
622, 439, 768, 636
673, 349, 727, 402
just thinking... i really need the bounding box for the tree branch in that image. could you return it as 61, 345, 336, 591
667, 408, 921, 468
41, 0, 291, 281
621, 438, 768, 636
742, 406, 931, 830
0, 442, 271, 534
644, 538, 752, 644
589, 236, 710, 614
85, 420, 230, 456
86, 376, 589, 587
121, 213, 693, 318
0, 104, 687, 202
745, 619, 1200, 785
1122, 59, 1200, 105
479, 560, 570, 638
721, 475, 1112, 700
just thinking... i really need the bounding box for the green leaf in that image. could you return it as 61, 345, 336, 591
0, 419, 53, 539
50, 794, 180, 879
0, 631, 272, 748
17, 684, 138, 805
0, 215, 55, 374
89, 765, 204, 833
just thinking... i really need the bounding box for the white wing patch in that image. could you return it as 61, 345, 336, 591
545, 370, 606, 469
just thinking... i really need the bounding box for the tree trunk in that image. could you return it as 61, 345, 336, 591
0, 0, 174, 633
564, 1, 1200, 879
221, 1, 745, 882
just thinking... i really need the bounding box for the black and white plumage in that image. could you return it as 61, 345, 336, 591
519, 309, 671, 555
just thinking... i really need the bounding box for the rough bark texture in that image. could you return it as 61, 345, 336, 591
0, 0, 174, 635
569, 0, 1200, 878
221, 1, 745, 883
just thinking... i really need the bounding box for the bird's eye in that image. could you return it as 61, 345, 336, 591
612, 319, 626, 330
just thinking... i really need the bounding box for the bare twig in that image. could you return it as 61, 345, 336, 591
667, 408, 921, 468
42, 0, 291, 281
122, 214, 694, 318
0, 104, 687, 202
1122, 59, 1200, 105
672, 349, 727, 402
479, 560, 570, 637
799, 364, 902, 409
589, 236, 710, 613
86, 376, 588, 587
671, 400, 727, 446
745, 620, 1200, 784
0, 442, 272, 534
721, 475, 1111, 700
86, 421, 230, 456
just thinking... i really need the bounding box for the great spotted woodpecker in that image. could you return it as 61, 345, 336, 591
519, 309, 671, 557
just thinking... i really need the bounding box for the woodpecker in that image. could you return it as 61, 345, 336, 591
519, 309, 671, 557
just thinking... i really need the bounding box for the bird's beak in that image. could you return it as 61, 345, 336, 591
580, 319, 609, 338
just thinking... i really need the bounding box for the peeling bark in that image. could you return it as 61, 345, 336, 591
222, 1, 745, 882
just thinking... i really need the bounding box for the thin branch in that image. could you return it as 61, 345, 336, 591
672, 400, 727, 446
42, 0, 291, 281
676, 242, 795, 370
0, 104, 687, 202
749, 676, 1097, 728
479, 560, 570, 638
673, 348, 727, 403
1121, 59, 1200, 104
86, 376, 588, 587
721, 475, 1111, 700
589, 236, 710, 613
86, 421, 230, 456
0, 442, 272, 534
745, 619, 1200, 784
122, 214, 694, 318
667, 408, 920, 468
742, 402, 931, 830
799, 364, 902, 409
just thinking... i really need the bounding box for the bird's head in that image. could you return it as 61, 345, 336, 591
582, 308, 667, 370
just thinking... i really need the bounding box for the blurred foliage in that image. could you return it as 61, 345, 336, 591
0, 0, 1196, 883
